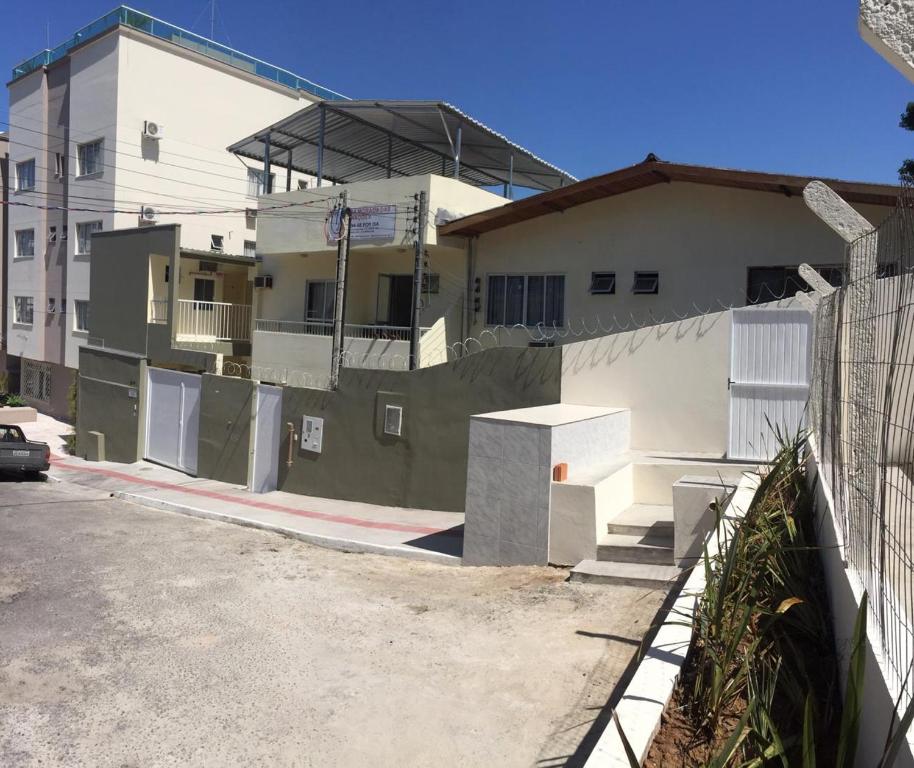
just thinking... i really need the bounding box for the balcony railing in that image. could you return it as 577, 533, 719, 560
149, 299, 168, 324
254, 319, 429, 342
11, 6, 347, 101
176, 300, 251, 342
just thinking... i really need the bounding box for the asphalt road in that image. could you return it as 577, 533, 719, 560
0, 474, 665, 768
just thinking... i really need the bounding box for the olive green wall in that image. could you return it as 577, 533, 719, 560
277, 346, 562, 512
76, 346, 143, 463
197, 373, 253, 485
89, 225, 179, 356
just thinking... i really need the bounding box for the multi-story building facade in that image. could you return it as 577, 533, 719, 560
5, 6, 343, 416
0, 132, 9, 382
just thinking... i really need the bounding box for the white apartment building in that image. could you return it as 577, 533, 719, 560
5, 6, 343, 416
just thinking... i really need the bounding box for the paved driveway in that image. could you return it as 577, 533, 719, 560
0, 476, 666, 767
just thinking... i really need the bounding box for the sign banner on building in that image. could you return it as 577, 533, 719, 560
349, 205, 397, 241
325, 204, 397, 244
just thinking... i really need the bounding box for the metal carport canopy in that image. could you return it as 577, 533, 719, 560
227, 100, 577, 192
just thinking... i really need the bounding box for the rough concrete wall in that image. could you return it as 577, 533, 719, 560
860, 0, 914, 83
76, 347, 142, 463
197, 374, 253, 485
277, 346, 562, 512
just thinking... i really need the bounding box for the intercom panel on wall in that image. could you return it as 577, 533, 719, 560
301, 415, 324, 453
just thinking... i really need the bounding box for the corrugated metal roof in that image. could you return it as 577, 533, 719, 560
227, 100, 576, 192
438, 156, 903, 236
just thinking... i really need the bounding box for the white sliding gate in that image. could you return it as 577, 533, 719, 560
144, 367, 202, 474
728, 307, 813, 461
250, 384, 282, 493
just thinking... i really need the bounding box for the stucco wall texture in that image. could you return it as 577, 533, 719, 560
76, 347, 142, 464
277, 346, 562, 512
860, 0, 914, 83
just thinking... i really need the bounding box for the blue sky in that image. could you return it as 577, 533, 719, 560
4, 0, 913, 184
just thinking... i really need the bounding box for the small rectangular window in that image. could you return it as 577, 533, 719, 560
590, 271, 616, 294
244, 240, 256, 259
14, 296, 34, 325
164, 264, 170, 283
15, 229, 35, 258
632, 271, 659, 295
76, 221, 103, 255
77, 139, 103, 176
54, 152, 66, 178
47, 298, 56, 313
61, 225, 68, 241
48, 226, 58, 243
384, 404, 403, 436
74, 300, 90, 332
247, 168, 275, 197
297, 179, 309, 190
16, 159, 35, 191
210, 234, 224, 252
198, 261, 218, 273
60, 298, 67, 314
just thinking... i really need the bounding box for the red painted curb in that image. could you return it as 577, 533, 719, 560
50, 458, 453, 536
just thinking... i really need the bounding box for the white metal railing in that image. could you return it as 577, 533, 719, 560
255, 318, 334, 336
149, 299, 168, 324
176, 299, 251, 341
254, 318, 430, 342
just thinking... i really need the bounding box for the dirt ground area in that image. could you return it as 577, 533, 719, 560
0, 477, 666, 767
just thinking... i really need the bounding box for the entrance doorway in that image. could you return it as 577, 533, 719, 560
377, 274, 413, 327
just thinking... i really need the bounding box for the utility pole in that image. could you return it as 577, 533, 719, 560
329, 191, 350, 389
409, 190, 428, 370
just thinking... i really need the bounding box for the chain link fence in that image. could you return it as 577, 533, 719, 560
810, 190, 914, 710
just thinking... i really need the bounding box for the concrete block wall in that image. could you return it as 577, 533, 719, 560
463, 404, 630, 566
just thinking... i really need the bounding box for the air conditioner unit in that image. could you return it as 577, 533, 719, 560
254, 275, 273, 289
140, 205, 159, 224
143, 120, 164, 140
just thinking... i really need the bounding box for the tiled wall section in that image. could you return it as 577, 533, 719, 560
464, 419, 552, 566
463, 408, 630, 566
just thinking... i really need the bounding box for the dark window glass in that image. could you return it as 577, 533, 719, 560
632, 271, 659, 295
526, 276, 544, 326
590, 272, 615, 294
486, 275, 505, 325
545, 276, 565, 326
505, 276, 525, 325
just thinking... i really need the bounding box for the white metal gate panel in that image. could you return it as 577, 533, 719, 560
145, 368, 202, 474
728, 307, 812, 461
251, 384, 282, 493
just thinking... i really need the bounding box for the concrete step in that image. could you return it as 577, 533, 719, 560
606, 503, 674, 538
570, 559, 686, 588
597, 532, 675, 565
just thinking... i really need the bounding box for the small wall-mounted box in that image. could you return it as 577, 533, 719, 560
301, 415, 324, 453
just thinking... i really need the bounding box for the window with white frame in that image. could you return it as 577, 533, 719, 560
15, 229, 35, 258
22, 359, 51, 403
14, 296, 34, 325
244, 240, 256, 259
210, 234, 224, 252
76, 221, 103, 255
247, 168, 275, 197
590, 271, 616, 294
77, 139, 103, 176
74, 300, 90, 332
632, 271, 659, 295
16, 159, 35, 191
486, 274, 565, 327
